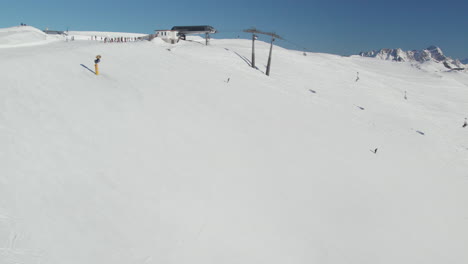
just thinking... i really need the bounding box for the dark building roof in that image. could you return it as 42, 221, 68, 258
170, 25, 216, 34
43, 30, 66, 35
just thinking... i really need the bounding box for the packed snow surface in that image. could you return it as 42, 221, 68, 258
0, 27, 467, 264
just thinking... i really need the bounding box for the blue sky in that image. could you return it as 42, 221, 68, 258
1, 0, 467, 59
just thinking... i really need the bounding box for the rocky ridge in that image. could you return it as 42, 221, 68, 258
359, 46, 465, 70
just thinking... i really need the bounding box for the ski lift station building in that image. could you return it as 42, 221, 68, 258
155, 25, 216, 44
171, 25, 216, 39
155, 30, 179, 44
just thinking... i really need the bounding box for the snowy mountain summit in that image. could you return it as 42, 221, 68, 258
359, 46, 465, 70
0, 25, 64, 47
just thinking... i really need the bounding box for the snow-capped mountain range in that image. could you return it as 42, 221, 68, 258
461, 58, 468, 65
359, 46, 465, 70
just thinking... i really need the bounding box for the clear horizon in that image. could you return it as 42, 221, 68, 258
1, 0, 467, 59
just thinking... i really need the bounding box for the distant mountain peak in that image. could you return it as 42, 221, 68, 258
359, 46, 465, 70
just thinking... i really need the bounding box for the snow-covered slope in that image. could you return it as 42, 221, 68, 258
359, 46, 465, 70
0, 29, 467, 264
0, 26, 62, 47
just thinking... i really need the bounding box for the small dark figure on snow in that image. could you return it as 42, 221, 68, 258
226, 78, 230, 83
404, 91, 407, 100
373, 148, 378, 154
463, 118, 467, 128
355, 72, 360, 82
